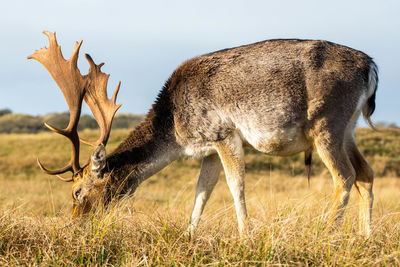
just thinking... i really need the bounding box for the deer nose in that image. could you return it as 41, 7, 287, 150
74, 188, 82, 200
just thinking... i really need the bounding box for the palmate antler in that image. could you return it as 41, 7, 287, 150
28, 31, 121, 181
82, 54, 122, 147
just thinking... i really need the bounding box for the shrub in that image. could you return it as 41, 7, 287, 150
0, 108, 12, 117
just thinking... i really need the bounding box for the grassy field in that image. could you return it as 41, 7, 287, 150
1, 128, 400, 265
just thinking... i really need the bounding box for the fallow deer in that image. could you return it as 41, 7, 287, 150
29, 31, 378, 236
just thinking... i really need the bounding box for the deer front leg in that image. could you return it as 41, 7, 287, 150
188, 153, 222, 236
214, 133, 248, 235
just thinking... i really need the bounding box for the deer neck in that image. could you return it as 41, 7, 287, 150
105, 109, 183, 196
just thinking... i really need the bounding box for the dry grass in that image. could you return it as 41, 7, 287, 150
1, 128, 400, 265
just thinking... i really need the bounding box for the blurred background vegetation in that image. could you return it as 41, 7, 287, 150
0, 108, 144, 134
0, 108, 399, 177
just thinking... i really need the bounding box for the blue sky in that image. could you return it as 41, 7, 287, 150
1, 0, 399, 125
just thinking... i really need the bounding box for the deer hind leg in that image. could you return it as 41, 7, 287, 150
214, 133, 248, 235
314, 134, 356, 229
188, 153, 222, 236
346, 140, 374, 236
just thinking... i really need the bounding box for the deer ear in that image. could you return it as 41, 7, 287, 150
91, 144, 106, 176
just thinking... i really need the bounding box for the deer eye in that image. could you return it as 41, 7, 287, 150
74, 188, 82, 200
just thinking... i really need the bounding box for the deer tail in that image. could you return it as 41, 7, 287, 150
362, 60, 379, 130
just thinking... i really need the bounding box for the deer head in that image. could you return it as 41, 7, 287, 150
28, 31, 121, 216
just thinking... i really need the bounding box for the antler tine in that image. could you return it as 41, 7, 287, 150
28, 31, 86, 176
36, 158, 74, 182
81, 53, 122, 147
37, 157, 73, 174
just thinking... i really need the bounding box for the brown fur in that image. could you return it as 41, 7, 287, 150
67, 39, 377, 235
